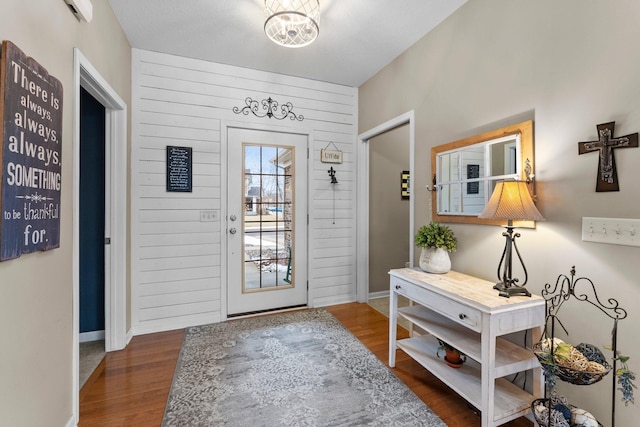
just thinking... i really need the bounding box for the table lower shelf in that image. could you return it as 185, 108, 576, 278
399, 304, 540, 378
397, 335, 536, 424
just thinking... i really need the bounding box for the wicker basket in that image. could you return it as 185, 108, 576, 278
533, 341, 611, 386
531, 398, 603, 427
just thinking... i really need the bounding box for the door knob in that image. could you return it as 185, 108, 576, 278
230, 214, 237, 221
229, 227, 237, 234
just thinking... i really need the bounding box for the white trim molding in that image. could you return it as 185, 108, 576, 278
356, 111, 415, 303
72, 48, 128, 424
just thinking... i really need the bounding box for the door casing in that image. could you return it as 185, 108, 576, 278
221, 122, 312, 319
72, 48, 128, 424
357, 111, 415, 303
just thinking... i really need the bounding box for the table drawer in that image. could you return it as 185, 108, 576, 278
391, 276, 482, 332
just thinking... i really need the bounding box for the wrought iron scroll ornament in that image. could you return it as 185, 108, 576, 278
542, 265, 627, 337
233, 97, 304, 121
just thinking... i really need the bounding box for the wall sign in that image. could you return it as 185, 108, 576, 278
467, 164, 479, 194
0, 40, 63, 261
166, 145, 192, 192
320, 141, 343, 164
401, 170, 410, 200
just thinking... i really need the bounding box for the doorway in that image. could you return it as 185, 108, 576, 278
226, 127, 308, 316
72, 48, 127, 423
356, 111, 415, 302
79, 87, 106, 387
368, 124, 410, 297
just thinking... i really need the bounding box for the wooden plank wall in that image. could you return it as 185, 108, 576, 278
130, 49, 358, 335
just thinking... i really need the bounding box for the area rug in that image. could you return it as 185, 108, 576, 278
162, 309, 445, 427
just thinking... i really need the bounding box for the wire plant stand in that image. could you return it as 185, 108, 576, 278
535, 266, 628, 427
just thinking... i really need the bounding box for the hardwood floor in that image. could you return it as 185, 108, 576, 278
79, 303, 533, 426
327, 303, 532, 427
79, 329, 184, 426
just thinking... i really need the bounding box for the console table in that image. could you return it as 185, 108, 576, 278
389, 268, 545, 427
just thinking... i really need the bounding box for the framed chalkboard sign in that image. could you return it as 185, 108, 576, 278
166, 145, 192, 192
467, 164, 479, 194
0, 41, 63, 261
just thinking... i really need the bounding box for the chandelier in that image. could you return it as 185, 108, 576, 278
264, 0, 320, 48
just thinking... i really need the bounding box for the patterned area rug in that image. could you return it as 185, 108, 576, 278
163, 309, 445, 426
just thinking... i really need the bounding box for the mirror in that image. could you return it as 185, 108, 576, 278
431, 120, 534, 226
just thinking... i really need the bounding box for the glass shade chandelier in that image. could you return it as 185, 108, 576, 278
264, 0, 320, 48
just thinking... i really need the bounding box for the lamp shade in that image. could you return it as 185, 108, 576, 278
264, 0, 319, 48
478, 180, 545, 221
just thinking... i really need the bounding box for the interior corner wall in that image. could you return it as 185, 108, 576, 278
358, 0, 640, 424
130, 49, 358, 335
0, 1, 131, 425
369, 125, 410, 294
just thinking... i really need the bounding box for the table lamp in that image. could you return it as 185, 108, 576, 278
478, 180, 544, 297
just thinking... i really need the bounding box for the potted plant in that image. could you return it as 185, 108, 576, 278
415, 221, 457, 273
437, 339, 466, 368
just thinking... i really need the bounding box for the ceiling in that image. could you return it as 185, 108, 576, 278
108, 0, 467, 87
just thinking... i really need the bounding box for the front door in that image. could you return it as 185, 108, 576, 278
227, 128, 308, 316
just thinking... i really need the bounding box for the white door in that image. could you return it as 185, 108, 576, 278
227, 128, 308, 316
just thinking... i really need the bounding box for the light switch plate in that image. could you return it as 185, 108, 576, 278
581, 217, 640, 247
200, 210, 218, 222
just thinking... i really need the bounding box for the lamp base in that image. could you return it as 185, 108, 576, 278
493, 282, 531, 298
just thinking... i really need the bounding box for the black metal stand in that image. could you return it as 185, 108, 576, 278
494, 222, 531, 298
540, 266, 628, 427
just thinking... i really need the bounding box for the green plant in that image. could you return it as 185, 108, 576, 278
436, 338, 466, 362
536, 341, 574, 390
415, 221, 457, 252
605, 345, 637, 406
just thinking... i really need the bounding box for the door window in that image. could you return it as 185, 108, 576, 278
243, 144, 295, 291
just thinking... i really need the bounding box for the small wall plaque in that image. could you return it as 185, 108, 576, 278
166, 146, 192, 192
467, 164, 479, 194
401, 171, 410, 199
320, 141, 343, 164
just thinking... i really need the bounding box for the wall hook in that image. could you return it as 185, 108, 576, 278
426, 174, 438, 192
524, 158, 539, 201
328, 167, 338, 184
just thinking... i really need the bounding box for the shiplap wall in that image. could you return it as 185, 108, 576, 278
131, 49, 358, 335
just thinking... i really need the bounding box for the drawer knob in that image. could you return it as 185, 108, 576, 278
459, 313, 467, 320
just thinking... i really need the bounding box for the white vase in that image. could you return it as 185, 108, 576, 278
419, 247, 451, 274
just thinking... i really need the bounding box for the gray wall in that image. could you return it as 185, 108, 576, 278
369, 125, 410, 294
0, 0, 131, 425
359, 0, 640, 424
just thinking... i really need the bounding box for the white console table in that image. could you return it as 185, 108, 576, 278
389, 268, 545, 427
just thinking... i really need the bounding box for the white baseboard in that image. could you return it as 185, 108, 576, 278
126, 328, 134, 345
64, 413, 76, 427
368, 290, 390, 300
131, 313, 221, 337
311, 295, 357, 308
79, 330, 105, 343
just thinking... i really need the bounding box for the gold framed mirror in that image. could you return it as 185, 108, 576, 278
431, 120, 535, 227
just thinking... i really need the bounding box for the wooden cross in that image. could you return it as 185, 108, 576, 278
578, 122, 638, 192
